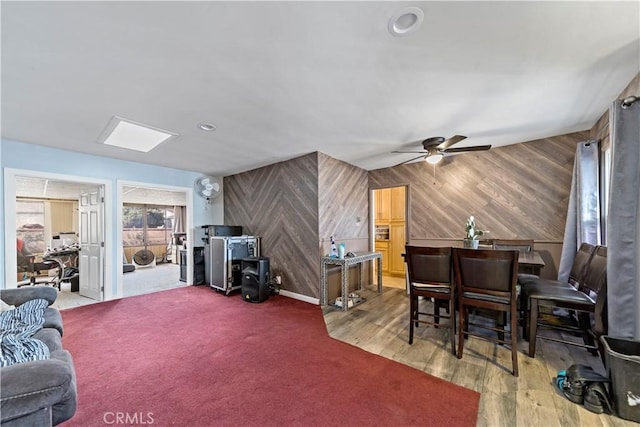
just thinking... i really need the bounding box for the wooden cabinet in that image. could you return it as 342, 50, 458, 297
374, 186, 406, 277
375, 240, 389, 273
389, 222, 406, 276
390, 187, 405, 221
375, 188, 390, 221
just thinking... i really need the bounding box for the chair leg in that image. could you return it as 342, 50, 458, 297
457, 305, 465, 359
528, 298, 539, 357
578, 312, 598, 355
464, 311, 469, 339
409, 294, 415, 345
434, 300, 440, 329
511, 306, 519, 377
497, 312, 506, 342
522, 296, 530, 342
449, 297, 456, 355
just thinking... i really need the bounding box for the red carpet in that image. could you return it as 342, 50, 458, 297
61, 286, 479, 426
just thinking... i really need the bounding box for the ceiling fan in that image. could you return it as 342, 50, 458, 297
392, 135, 492, 166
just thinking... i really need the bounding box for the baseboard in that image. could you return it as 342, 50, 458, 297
278, 289, 319, 305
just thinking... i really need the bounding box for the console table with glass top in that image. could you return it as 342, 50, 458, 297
320, 251, 382, 311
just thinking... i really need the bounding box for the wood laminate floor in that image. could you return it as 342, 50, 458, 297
382, 274, 407, 290
323, 286, 637, 427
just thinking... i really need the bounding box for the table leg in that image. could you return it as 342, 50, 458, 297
377, 256, 382, 295
341, 263, 349, 312
320, 260, 327, 306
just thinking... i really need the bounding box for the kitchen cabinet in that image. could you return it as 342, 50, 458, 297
375, 240, 389, 273
376, 188, 390, 221
389, 222, 406, 276
390, 187, 405, 221
374, 186, 406, 278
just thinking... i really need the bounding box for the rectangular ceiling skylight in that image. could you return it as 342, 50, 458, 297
99, 116, 177, 152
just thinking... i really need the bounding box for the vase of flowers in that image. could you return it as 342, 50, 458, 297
464, 216, 487, 249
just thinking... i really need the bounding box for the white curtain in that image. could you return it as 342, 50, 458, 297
173, 206, 185, 234
557, 140, 601, 283
607, 99, 640, 339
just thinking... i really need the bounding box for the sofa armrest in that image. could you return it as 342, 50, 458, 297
0, 355, 74, 424
0, 287, 58, 307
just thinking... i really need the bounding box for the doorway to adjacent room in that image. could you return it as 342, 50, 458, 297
372, 185, 407, 290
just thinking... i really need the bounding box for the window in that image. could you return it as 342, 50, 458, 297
16, 200, 46, 255
122, 204, 174, 247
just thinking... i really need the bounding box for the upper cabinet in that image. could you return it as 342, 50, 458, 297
390, 187, 405, 222
375, 188, 391, 222
376, 187, 405, 223
374, 186, 406, 277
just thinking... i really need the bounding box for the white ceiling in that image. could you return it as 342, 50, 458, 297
2, 1, 639, 176
15, 175, 186, 205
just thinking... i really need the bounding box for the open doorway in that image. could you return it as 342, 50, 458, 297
372, 186, 407, 290
116, 181, 193, 302
4, 169, 111, 308
121, 195, 185, 298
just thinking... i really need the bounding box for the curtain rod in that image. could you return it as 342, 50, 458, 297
621, 95, 638, 109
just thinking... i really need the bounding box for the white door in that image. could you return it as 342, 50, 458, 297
79, 186, 104, 300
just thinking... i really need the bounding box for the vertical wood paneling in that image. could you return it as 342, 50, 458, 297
369, 132, 588, 241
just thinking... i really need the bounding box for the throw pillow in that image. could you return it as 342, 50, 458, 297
0, 300, 15, 312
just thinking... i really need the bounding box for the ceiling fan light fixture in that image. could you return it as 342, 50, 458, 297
425, 153, 444, 164
388, 6, 424, 37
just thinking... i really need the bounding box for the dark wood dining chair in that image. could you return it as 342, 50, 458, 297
528, 245, 607, 358
492, 239, 534, 253
519, 242, 596, 340
492, 239, 535, 276
453, 248, 520, 376
405, 245, 455, 355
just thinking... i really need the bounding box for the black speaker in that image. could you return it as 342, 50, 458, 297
193, 246, 205, 285
241, 257, 270, 303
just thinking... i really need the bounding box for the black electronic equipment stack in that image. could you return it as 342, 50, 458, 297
241, 257, 270, 303
193, 246, 205, 285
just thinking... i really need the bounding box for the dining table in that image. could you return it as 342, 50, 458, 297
517, 251, 545, 276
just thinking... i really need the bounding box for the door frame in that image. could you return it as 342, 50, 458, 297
116, 180, 194, 299
370, 185, 409, 249
370, 184, 410, 292
4, 168, 112, 295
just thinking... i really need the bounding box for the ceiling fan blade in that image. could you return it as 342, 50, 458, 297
392, 150, 428, 154
441, 145, 492, 153
436, 135, 467, 151
394, 154, 425, 166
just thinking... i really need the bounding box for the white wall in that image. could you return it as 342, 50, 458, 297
1, 139, 224, 297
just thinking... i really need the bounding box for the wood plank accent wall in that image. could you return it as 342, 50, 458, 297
318, 153, 371, 299
369, 131, 589, 242
224, 153, 321, 298
318, 152, 369, 245
223, 152, 371, 300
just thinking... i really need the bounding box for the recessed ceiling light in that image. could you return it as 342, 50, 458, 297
198, 122, 217, 131
99, 116, 177, 152
388, 6, 424, 37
